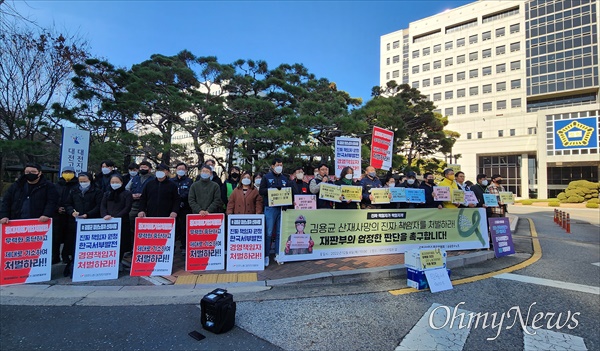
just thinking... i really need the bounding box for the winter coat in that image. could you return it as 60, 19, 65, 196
138, 178, 180, 217
226, 186, 263, 215
0, 175, 59, 220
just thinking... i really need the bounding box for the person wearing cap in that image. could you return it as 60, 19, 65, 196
52, 166, 80, 264
284, 215, 314, 255
226, 171, 263, 215
173, 162, 193, 252
95, 160, 120, 192
189, 165, 224, 216
437, 168, 461, 208
138, 164, 180, 218
486, 174, 507, 217
0, 163, 58, 225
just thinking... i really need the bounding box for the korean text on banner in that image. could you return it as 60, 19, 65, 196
433, 186, 451, 202
60, 127, 90, 175
499, 192, 515, 205
334, 137, 361, 178
341, 186, 362, 202
483, 194, 499, 207
267, 187, 293, 207
294, 195, 316, 210
277, 208, 489, 263
72, 218, 120, 282
370, 188, 390, 204
1, 219, 52, 286
389, 187, 407, 202
370, 126, 394, 170
406, 188, 426, 204
226, 215, 265, 271
130, 217, 175, 276
186, 214, 225, 271
319, 183, 342, 202
488, 217, 515, 258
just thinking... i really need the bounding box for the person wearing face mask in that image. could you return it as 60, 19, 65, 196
438, 168, 461, 208
172, 162, 193, 253
485, 174, 507, 217
189, 165, 224, 217
95, 160, 120, 193
126, 161, 155, 246
0, 163, 58, 226
471, 174, 490, 217
334, 166, 360, 209
419, 172, 443, 209
290, 167, 309, 195
360, 166, 384, 209
398, 171, 422, 209
221, 166, 241, 210
195, 159, 223, 186
309, 163, 335, 209
258, 158, 291, 267
253, 172, 264, 189
100, 174, 133, 271
63, 172, 103, 277
52, 166, 80, 264
138, 164, 180, 219
226, 171, 263, 215
122, 163, 139, 189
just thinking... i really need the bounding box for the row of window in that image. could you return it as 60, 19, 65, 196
466, 127, 536, 140
402, 49, 522, 74
386, 60, 522, 81
436, 99, 522, 117
422, 80, 522, 98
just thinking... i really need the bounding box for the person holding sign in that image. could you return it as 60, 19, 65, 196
335, 166, 360, 209
437, 168, 461, 208
418, 172, 443, 209
226, 171, 263, 215
284, 215, 314, 255
486, 174, 507, 217
258, 158, 291, 267
100, 174, 133, 272
189, 165, 224, 216
399, 171, 423, 209
309, 163, 335, 209
360, 166, 384, 209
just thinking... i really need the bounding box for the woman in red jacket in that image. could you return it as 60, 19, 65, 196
226, 171, 263, 215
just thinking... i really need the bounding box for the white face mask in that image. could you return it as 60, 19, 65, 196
176, 170, 186, 177
296, 173, 304, 180
129, 171, 137, 177
155, 171, 166, 179
388, 183, 396, 188
110, 183, 122, 190
241, 178, 251, 185
101, 167, 110, 175
407, 179, 415, 185
314, 172, 319, 177
200, 173, 211, 180
254, 179, 261, 186
80, 182, 91, 189
481, 180, 489, 186
345, 174, 353, 180
274, 166, 283, 174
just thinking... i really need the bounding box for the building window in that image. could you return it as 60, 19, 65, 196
386, 72, 390, 80
412, 65, 419, 74
457, 55, 466, 64
470, 104, 479, 113
433, 44, 441, 53
510, 129, 515, 136
469, 52, 478, 61
497, 81, 506, 91
496, 27, 505, 37
445, 41, 453, 50
423, 63, 430, 71
434, 109, 441, 114
393, 55, 400, 64
392, 70, 399, 78
445, 74, 453, 83
434, 60, 441, 69
528, 127, 537, 135
457, 88, 466, 97
423, 47, 430, 56
482, 49, 491, 58
482, 31, 491, 41
457, 72, 466, 81
469, 34, 478, 44
511, 98, 521, 108
482, 66, 492, 76
469, 86, 478, 96
497, 100, 506, 110
445, 57, 453, 67
496, 45, 506, 55
412, 81, 419, 89
477, 132, 482, 139
457, 106, 466, 115
498, 130, 504, 137
387, 43, 390, 51
511, 79, 521, 89
445, 107, 453, 116
510, 60, 521, 70
434, 93, 441, 101
483, 102, 492, 111
445, 90, 453, 100
483, 84, 492, 94
393, 40, 400, 49
496, 63, 506, 73
412, 50, 419, 58
434, 76, 441, 85
469, 69, 478, 78
423, 78, 430, 87
510, 42, 520, 52
457, 38, 465, 47
510, 23, 520, 34
467, 133, 472, 139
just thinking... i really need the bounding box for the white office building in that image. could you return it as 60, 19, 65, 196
381, 0, 599, 198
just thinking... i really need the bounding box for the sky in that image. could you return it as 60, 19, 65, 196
12, 0, 472, 104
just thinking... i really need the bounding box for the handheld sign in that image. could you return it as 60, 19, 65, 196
464, 191, 479, 205
267, 187, 293, 206
499, 192, 515, 205
405, 188, 425, 203
73, 218, 121, 282
425, 268, 453, 293
341, 185, 362, 202
433, 186, 451, 201
451, 189, 465, 204
370, 188, 390, 204
483, 194, 499, 207
389, 187, 407, 202
319, 183, 342, 203
488, 217, 515, 258
294, 195, 316, 210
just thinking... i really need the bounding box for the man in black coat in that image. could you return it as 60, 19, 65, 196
137, 164, 180, 218
0, 163, 59, 224
53, 166, 80, 263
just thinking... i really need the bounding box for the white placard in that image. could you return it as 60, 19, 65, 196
424, 268, 453, 293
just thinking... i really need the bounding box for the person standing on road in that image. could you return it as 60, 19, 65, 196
172, 162, 193, 253
486, 174, 507, 217
418, 172, 442, 209
53, 166, 79, 264
334, 166, 360, 210
95, 160, 120, 192
226, 171, 263, 215
438, 168, 461, 208
360, 166, 384, 209
137, 164, 179, 219
189, 165, 223, 216
100, 174, 133, 271
309, 163, 334, 209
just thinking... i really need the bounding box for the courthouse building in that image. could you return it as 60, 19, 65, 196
380, 0, 599, 198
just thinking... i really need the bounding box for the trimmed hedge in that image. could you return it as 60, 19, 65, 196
521, 200, 534, 205
548, 201, 561, 207
585, 202, 599, 209
557, 180, 600, 203
588, 198, 599, 204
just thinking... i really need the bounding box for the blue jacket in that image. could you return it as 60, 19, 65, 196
360, 176, 383, 206
259, 170, 291, 207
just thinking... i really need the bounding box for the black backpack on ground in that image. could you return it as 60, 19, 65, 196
200, 288, 236, 334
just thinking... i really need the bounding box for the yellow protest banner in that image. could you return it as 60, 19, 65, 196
451, 189, 465, 204
267, 187, 293, 206
319, 183, 342, 202
341, 185, 362, 202
370, 188, 390, 204
499, 192, 515, 205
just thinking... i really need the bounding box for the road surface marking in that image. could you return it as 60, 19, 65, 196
591, 262, 600, 267
524, 328, 587, 351
395, 303, 471, 351
493, 273, 600, 295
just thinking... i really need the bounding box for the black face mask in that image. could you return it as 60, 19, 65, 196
427, 179, 435, 185
24, 173, 39, 182
495, 179, 502, 184
230, 173, 239, 180
139, 169, 149, 175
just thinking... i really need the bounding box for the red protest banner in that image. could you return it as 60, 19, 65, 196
370, 126, 394, 170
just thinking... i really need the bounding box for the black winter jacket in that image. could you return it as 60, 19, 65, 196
139, 178, 180, 217
0, 175, 59, 220
101, 188, 133, 218
65, 186, 103, 218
